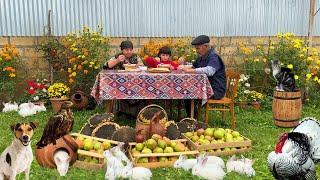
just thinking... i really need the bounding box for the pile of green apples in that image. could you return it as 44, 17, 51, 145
75, 136, 112, 164
131, 134, 187, 163
184, 128, 246, 152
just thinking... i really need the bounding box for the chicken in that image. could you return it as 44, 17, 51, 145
267, 117, 320, 180
36, 101, 74, 148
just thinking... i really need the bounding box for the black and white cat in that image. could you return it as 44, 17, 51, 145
271, 60, 298, 92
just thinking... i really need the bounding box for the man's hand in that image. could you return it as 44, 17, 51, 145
117, 54, 126, 62
178, 57, 185, 65
181, 66, 196, 73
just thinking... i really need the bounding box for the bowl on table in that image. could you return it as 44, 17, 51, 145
138, 66, 148, 71
123, 64, 137, 71
157, 64, 171, 69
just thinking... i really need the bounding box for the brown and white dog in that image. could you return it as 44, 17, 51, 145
0, 122, 38, 180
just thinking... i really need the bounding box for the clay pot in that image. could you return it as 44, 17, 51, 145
251, 101, 261, 110
50, 98, 69, 113
35, 135, 78, 168
71, 91, 89, 110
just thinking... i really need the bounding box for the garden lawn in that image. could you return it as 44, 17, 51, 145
1, 103, 320, 180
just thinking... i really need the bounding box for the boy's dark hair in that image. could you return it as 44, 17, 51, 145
158, 46, 171, 57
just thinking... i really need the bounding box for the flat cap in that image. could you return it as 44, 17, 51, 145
191, 35, 210, 45
120, 40, 133, 50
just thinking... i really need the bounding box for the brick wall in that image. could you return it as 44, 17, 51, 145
1, 36, 320, 78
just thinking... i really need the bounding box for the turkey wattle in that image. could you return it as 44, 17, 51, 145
267, 117, 320, 180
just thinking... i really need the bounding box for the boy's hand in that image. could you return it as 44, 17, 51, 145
155, 57, 161, 62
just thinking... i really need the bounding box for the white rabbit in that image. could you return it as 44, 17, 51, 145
18, 102, 37, 117
19, 102, 33, 110
226, 155, 255, 177
121, 162, 152, 180
197, 153, 225, 169
103, 149, 124, 178
173, 154, 197, 171
34, 103, 46, 112
2, 101, 18, 112
192, 156, 226, 180
111, 142, 130, 163
53, 150, 71, 176
105, 158, 117, 180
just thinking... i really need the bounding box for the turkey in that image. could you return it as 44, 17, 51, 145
36, 101, 74, 148
267, 117, 320, 180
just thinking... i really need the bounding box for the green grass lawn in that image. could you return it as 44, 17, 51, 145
1, 102, 320, 180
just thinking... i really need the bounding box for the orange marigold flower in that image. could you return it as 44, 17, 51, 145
83, 70, 89, 75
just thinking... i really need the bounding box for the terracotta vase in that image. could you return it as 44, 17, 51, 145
251, 101, 261, 110
35, 135, 78, 168
50, 98, 69, 113
237, 102, 249, 109
71, 91, 89, 110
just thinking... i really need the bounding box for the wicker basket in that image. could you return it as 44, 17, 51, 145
177, 118, 208, 133
136, 104, 168, 140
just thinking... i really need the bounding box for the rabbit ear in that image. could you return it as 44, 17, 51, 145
201, 157, 208, 166
229, 155, 236, 161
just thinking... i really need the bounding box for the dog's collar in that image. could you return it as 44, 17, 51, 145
15, 135, 30, 146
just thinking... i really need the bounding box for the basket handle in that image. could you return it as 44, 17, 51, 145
180, 117, 197, 123
137, 104, 168, 122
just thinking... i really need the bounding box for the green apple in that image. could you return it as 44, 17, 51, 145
170, 142, 177, 149
93, 141, 102, 151
205, 135, 212, 141
159, 157, 168, 162
232, 131, 240, 137
138, 157, 148, 163
135, 143, 144, 151
204, 128, 214, 137
153, 147, 164, 153
214, 129, 224, 139
146, 139, 157, 150
191, 135, 199, 142
142, 148, 152, 154
185, 132, 193, 138
164, 147, 174, 153
174, 143, 185, 152
102, 140, 111, 150
158, 139, 167, 149
83, 139, 93, 151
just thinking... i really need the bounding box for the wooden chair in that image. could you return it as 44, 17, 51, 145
205, 70, 240, 129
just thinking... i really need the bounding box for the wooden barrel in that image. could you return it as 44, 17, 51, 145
272, 91, 302, 127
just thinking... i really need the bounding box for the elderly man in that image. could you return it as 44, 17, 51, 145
181, 35, 226, 117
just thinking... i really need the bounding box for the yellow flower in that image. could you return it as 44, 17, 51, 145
254, 58, 260, 62
306, 73, 312, 79
314, 76, 319, 81
72, 72, 77, 77
307, 57, 313, 61
67, 68, 72, 73
294, 75, 299, 80
9, 73, 16, 77
269, 46, 275, 50
287, 64, 293, 69
89, 61, 95, 65
94, 66, 99, 69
